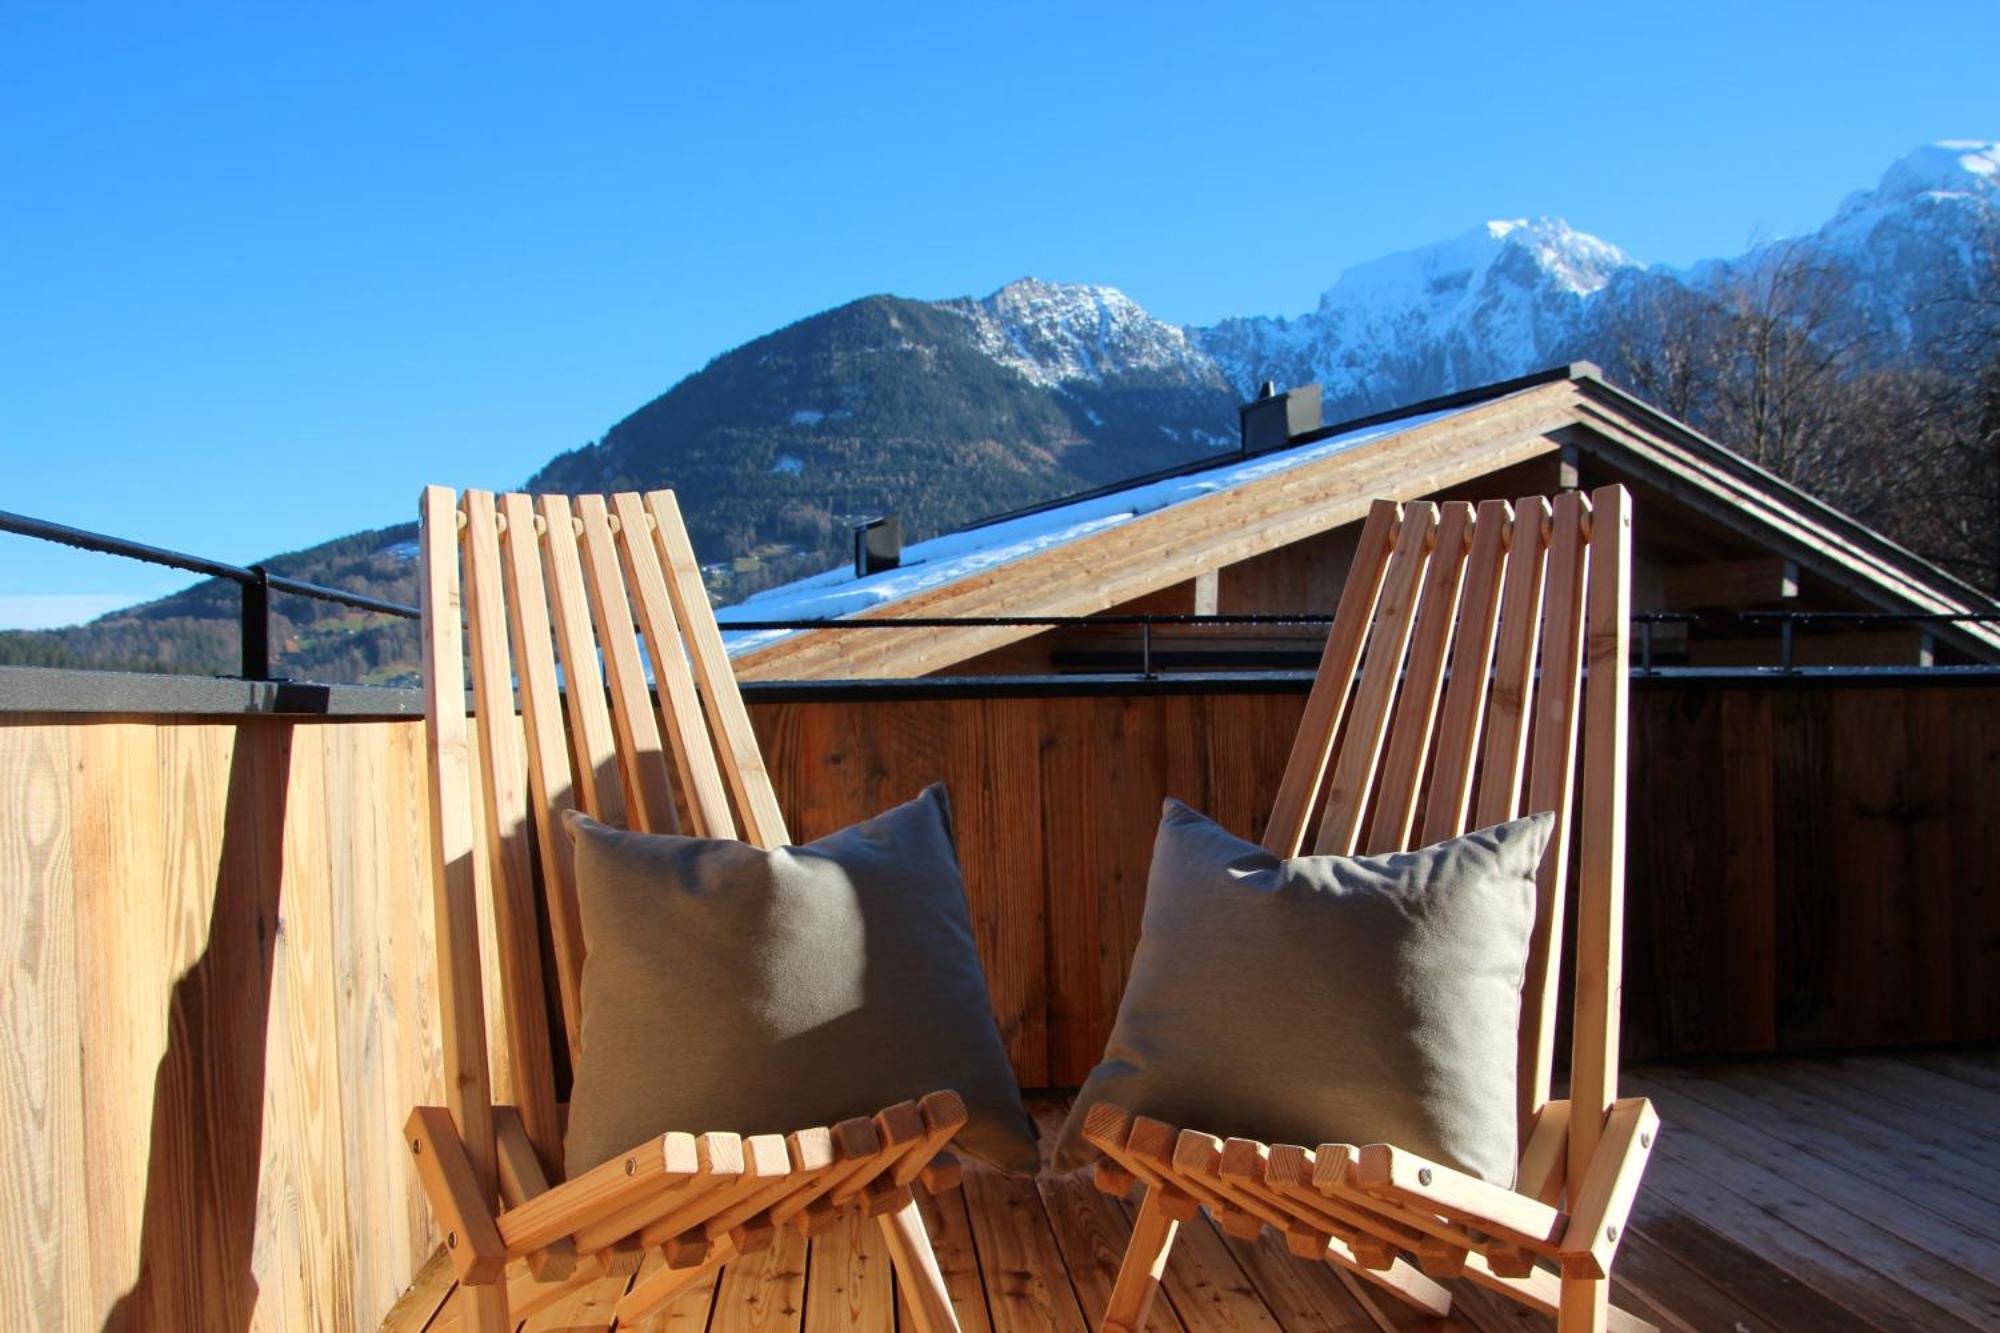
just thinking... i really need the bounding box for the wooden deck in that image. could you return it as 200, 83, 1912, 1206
385, 1051, 2000, 1332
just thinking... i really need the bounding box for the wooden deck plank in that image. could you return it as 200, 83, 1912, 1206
622, 1250, 719, 1332
1215, 1230, 1382, 1332
1742, 1062, 2000, 1183
1634, 1067, 2000, 1243
898, 1185, 996, 1333
1906, 1049, 2000, 1092
1622, 1208, 1875, 1333
1811, 1057, 2000, 1142
708, 1224, 808, 1333
802, 1212, 894, 1333
958, 1158, 1089, 1332
1639, 1138, 1988, 1329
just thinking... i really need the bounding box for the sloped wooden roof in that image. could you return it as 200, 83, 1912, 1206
730, 366, 2000, 679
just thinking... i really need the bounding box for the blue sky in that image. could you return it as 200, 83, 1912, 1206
3, 1, 1996, 627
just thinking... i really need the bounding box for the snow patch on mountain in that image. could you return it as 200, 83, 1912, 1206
944, 278, 1231, 391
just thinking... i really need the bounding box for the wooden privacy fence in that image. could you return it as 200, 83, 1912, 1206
3, 673, 1997, 1329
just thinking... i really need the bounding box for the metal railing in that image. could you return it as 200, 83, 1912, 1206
5, 507, 1998, 681
0, 508, 419, 680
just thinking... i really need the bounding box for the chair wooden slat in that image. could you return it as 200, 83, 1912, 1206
1570, 484, 1632, 1192
496, 492, 586, 1059
1517, 491, 1592, 1138
610, 491, 737, 839
1421, 499, 1513, 845
1367, 501, 1475, 854
1472, 496, 1552, 829
416, 485, 502, 1231
459, 490, 562, 1171
643, 489, 790, 848
574, 495, 680, 834
535, 494, 628, 829
1265, 500, 1401, 855
1314, 502, 1439, 855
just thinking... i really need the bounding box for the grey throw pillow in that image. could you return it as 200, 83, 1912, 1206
563, 783, 1040, 1177
1054, 800, 1552, 1186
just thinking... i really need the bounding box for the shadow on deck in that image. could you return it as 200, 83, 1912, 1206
383, 1050, 2000, 1332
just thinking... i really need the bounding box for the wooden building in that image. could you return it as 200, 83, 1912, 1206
721, 365, 2000, 679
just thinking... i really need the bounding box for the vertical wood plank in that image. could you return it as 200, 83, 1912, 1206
611, 490, 737, 839
1313, 502, 1438, 856
417, 486, 506, 1331
497, 491, 586, 1059
1366, 500, 1474, 854
575, 493, 679, 835
461, 491, 562, 1169
1472, 495, 1552, 829
1265, 500, 1399, 856
1420, 497, 1512, 844
645, 488, 790, 848
537, 492, 628, 830
0, 723, 88, 1329
1570, 484, 1631, 1198
1518, 490, 1591, 1139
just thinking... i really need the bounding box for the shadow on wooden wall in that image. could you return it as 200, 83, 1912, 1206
103, 723, 292, 1331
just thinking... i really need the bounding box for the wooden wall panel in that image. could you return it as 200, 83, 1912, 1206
3, 676, 1997, 1329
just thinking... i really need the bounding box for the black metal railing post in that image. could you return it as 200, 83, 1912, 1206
241, 565, 272, 681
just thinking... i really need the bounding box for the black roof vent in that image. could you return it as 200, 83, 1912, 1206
853, 515, 903, 578
1239, 382, 1324, 456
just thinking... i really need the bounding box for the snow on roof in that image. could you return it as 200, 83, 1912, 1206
716, 403, 1470, 656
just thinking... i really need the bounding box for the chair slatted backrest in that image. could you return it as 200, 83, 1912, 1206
1263, 487, 1631, 1197
420, 486, 792, 1194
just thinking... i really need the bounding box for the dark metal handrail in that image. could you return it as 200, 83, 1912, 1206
5, 506, 1996, 682
0, 508, 419, 680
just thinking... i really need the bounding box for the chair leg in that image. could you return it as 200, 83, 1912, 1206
1560, 1272, 1610, 1332
877, 1196, 962, 1333
460, 1281, 510, 1331
1101, 1185, 1181, 1333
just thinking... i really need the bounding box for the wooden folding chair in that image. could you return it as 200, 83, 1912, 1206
1084, 487, 1658, 1333
407, 487, 966, 1330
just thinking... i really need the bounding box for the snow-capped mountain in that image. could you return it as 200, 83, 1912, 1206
947, 141, 1997, 423
1198, 218, 1636, 413
1678, 140, 1999, 356
943, 278, 1231, 392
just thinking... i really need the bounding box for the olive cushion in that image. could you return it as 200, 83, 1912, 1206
562, 783, 1040, 1177
1053, 800, 1553, 1185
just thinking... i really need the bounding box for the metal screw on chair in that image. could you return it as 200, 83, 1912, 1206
625, 1157, 637, 1177
447, 1230, 459, 1249
1605, 1224, 1619, 1243
1417, 1167, 1433, 1186
1640, 1131, 1653, 1149
411, 1138, 422, 1155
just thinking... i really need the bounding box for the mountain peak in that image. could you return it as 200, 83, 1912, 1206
1831, 140, 1999, 231
1877, 140, 1999, 202
947, 276, 1221, 390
